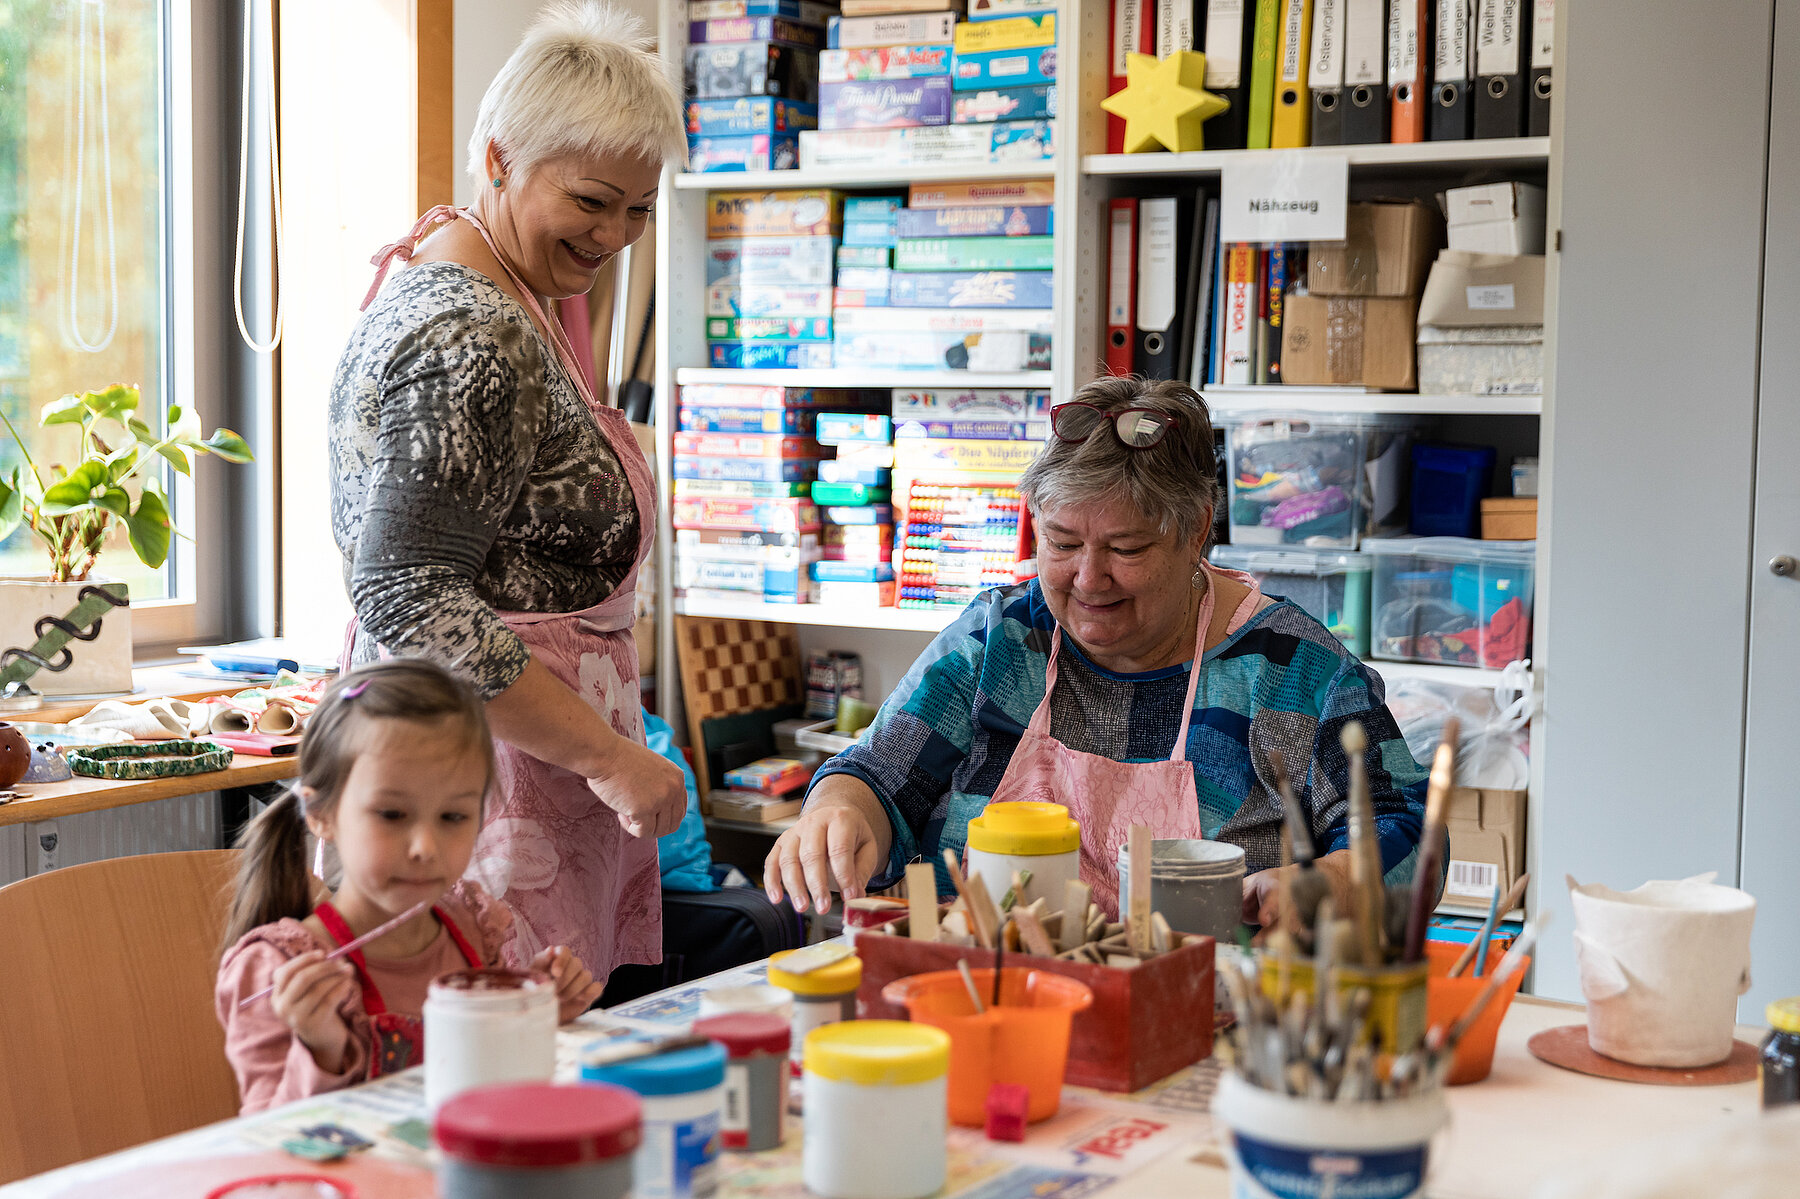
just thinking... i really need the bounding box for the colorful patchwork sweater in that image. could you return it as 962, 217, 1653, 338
812, 580, 1429, 895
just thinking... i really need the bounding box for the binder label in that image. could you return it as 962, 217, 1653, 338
1204, 0, 1248, 88
1281, 0, 1308, 83
1113, 0, 1145, 75
1435, 0, 1470, 80
1343, 0, 1384, 85
1476, 0, 1522, 76
1312, 0, 1345, 84
1531, 0, 1555, 68
1466, 283, 1516, 310
1137, 197, 1179, 330
1220, 153, 1349, 242
1108, 206, 1133, 325
1388, 0, 1421, 83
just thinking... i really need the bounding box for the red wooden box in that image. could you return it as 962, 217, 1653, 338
853, 929, 1215, 1093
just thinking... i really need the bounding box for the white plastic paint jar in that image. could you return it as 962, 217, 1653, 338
767, 948, 863, 1076
435, 1081, 640, 1199
580, 1040, 727, 1199
802, 1020, 950, 1199
424, 968, 558, 1112
965, 801, 1082, 911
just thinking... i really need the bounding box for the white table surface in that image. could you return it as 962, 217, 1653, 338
0, 959, 1765, 1199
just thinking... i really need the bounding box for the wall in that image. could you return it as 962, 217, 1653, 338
1534, 0, 1773, 1001
452, 0, 662, 207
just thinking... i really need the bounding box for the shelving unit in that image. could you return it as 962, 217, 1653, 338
651, 0, 1549, 914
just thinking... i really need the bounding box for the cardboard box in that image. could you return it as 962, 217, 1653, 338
1445, 182, 1546, 255
1308, 200, 1444, 298
1444, 787, 1528, 904
706, 190, 843, 240
1280, 294, 1419, 390
1480, 496, 1538, 540
685, 41, 821, 102
1416, 251, 1547, 327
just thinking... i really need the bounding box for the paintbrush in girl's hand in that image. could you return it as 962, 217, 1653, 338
1403, 717, 1461, 962
238, 898, 432, 1008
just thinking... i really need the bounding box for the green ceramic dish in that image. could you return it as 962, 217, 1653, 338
65, 739, 234, 779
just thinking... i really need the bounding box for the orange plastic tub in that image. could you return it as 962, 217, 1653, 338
881, 967, 1093, 1126
1425, 939, 1528, 1085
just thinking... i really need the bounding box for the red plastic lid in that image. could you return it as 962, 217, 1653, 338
693, 1012, 791, 1057
435, 1082, 641, 1167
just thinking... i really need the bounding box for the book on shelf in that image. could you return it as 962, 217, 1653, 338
708, 790, 807, 822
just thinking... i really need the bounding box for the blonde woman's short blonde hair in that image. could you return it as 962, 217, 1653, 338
468, 0, 687, 187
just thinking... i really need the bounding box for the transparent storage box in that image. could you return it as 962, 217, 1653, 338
1364, 537, 1536, 669
1224, 414, 1420, 549
1210, 545, 1373, 658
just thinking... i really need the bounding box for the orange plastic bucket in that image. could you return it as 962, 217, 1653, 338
881, 967, 1093, 1126
1425, 939, 1528, 1085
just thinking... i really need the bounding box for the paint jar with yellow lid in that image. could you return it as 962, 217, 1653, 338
803, 1020, 950, 1199
965, 801, 1082, 912
768, 947, 863, 1076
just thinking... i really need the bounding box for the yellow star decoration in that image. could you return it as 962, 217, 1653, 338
1100, 50, 1230, 154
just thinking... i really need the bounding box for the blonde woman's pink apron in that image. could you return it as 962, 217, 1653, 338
352, 206, 662, 977
983, 563, 1264, 919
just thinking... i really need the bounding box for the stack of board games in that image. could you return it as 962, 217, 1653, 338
800, 0, 1056, 168
685, 0, 834, 171
673, 384, 886, 605
812, 409, 900, 607
834, 178, 1054, 372
706, 189, 843, 369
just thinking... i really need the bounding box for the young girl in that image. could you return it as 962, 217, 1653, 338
215, 659, 605, 1113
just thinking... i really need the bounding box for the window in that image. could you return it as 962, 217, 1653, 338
0, 0, 173, 602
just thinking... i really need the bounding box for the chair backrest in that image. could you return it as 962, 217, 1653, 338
0, 849, 244, 1183
673, 616, 802, 802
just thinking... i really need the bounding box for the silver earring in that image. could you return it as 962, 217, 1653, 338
1192, 564, 1208, 591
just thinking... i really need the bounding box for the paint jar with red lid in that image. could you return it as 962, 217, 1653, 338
435, 1081, 641, 1199
694, 1011, 790, 1151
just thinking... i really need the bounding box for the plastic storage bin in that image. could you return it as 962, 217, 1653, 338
1365, 537, 1536, 668
1225, 414, 1419, 548
1410, 443, 1497, 537
1210, 545, 1373, 657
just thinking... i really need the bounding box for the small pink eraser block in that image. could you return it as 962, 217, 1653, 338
984, 1083, 1030, 1142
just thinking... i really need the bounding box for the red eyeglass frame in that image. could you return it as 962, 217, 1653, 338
1049, 401, 1181, 448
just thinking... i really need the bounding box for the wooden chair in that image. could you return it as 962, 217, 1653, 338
673, 616, 804, 805
0, 849, 244, 1183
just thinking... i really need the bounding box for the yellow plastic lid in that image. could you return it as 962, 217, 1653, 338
1769, 997, 1800, 1035
767, 949, 863, 995
803, 1020, 949, 1086
966, 801, 1080, 856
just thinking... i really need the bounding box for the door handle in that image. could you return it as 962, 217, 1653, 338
1772, 555, 1798, 578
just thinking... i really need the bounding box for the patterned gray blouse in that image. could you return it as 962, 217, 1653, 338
330, 262, 640, 698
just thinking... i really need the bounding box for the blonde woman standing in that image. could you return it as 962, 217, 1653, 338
329, 1, 685, 981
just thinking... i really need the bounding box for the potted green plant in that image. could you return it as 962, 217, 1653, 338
0, 383, 251, 695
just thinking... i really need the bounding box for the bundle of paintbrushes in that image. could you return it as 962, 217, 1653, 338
1218, 904, 1552, 1099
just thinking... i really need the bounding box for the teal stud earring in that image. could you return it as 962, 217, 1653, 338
492, 177, 503, 188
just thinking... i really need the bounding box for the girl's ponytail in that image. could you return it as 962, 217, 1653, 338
219, 788, 316, 956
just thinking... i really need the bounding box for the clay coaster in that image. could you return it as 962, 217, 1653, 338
1528, 1024, 1760, 1085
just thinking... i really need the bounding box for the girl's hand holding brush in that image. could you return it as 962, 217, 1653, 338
269, 950, 357, 1074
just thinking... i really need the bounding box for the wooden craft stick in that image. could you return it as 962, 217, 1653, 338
957, 958, 986, 1014
1128, 824, 1153, 956
1340, 722, 1384, 966
1060, 880, 1092, 952
1015, 905, 1057, 957
965, 873, 1002, 950
906, 862, 939, 941
1150, 910, 1174, 955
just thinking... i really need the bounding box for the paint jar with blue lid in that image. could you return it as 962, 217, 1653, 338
581, 1041, 726, 1199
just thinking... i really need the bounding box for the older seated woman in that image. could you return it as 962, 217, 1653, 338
765, 377, 1429, 926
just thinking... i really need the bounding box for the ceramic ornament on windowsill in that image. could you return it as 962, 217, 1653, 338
0, 383, 252, 701
1100, 50, 1231, 154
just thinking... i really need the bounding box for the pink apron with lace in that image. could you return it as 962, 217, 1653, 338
351, 206, 662, 977
984, 563, 1264, 919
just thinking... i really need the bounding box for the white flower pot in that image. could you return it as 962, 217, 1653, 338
0, 576, 134, 697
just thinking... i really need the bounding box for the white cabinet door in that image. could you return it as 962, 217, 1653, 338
1740, 0, 1800, 1021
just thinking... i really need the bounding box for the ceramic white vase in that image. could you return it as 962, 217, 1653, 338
1567, 872, 1755, 1068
